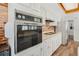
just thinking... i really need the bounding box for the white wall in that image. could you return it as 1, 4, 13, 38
73, 14, 79, 42
60, 13, 79, 42
64, 14, 79, 42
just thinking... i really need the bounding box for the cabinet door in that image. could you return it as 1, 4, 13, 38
52, 39, 55, 53
16, 44, 42, 56
29, 44, 42, 56
43, 39, 52, 56
52, 35, 58, 53
47, 38, 53, 55
32, 44, 42, 56
56, 33, 62, 50
43, 40, 49, 56
52, 33, 62, 54
57, 33, 62, 46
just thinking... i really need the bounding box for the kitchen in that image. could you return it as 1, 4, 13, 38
0, 3, 79, 56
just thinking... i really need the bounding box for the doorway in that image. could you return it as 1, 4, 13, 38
67, 20, 74, 41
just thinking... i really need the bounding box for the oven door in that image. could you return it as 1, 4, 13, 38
15, 24, 42, 53
17, 25, 33, 52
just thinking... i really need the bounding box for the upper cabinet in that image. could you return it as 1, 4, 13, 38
30, 3, 40, 12
16, 3, 60, 26
21, 3, 41, 12
43, 4, 55, 20
40, 4, 58, 25
49, 21, 57, 26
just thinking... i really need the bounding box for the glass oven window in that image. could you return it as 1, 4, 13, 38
16, 25, 42, 53
22, 26, 28, 30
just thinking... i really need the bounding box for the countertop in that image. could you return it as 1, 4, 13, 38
43, 32, 62, 40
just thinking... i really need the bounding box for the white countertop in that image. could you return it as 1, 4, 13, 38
43, 32, 62, 40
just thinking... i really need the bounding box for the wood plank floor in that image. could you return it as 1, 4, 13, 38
52, 39, 78, 56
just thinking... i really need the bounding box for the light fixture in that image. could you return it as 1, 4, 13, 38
58, 3, 79, 13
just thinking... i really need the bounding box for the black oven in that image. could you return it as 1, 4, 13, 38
16, 24, 42, 53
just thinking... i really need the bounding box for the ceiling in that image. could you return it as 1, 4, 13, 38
58, 3, 79, 14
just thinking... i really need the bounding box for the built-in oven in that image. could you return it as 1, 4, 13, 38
14, 21, 42, 53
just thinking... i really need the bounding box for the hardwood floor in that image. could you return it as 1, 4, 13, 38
52, 39, 78, 56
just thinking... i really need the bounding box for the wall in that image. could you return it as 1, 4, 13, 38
60, 13, 79, 42
63, 13, 79, 42
73, 14, 79, 42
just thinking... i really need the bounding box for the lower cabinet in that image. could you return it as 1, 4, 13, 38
16, 33, 62, 56
43, 38, 54, 56
43, 40, 49, 56
27, 45, 42, 56
16, 43, 42, 56
43, 32, 62, 56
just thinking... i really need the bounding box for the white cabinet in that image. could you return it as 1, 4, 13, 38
52, 35, 57, 53
16, 43, 42, 56
43, 37, 53, 56
43, 39, 52, 56
50, 22, 57, 26
43, 32, 62, 56
43, 40, 49, 56
16, 33, 62, 56
53, 33, 62, 53
40, 6, 46, 25
27, 45, 42, 56
30, 4, 40, 12
21, 3, 40, 12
